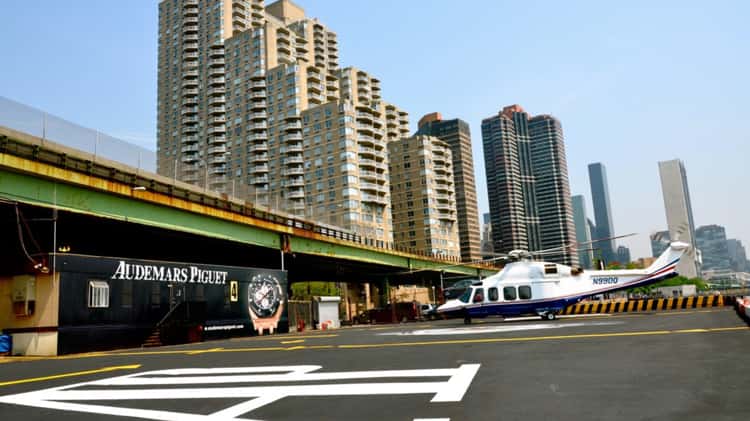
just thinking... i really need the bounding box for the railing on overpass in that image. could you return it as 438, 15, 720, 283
0, 126, 498, 271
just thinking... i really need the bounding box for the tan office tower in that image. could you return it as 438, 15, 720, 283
159, 0, 410, 246
388, 135, 460, 257
416, 113, 481, 262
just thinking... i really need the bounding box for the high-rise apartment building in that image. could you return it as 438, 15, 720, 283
695, 224, 731, 271
388, 135, 460, 257
571, 195, 594, 268
157, 0, 409, 247
588, 163, 617, 263
416, 113, 481, 263
658, 159, 700, 278
481, 105, 577, 266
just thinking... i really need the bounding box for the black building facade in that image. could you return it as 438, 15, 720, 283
55, 254, 288, 354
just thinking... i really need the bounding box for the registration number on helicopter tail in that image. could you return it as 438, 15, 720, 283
592, 277, 619, 285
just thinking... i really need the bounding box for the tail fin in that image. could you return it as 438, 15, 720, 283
646, 241, 689, 276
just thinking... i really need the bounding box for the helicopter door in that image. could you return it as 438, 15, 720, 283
472, 288, 488, 315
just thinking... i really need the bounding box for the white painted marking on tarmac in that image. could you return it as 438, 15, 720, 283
379, 321, 624, 336
0, 364, 480, 420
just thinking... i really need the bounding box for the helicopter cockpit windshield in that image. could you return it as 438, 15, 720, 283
458, 288, 473, 304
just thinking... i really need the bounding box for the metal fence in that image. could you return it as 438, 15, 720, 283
0, 96, 155, 172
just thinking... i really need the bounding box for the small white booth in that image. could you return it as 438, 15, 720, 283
313, 296, 341, 329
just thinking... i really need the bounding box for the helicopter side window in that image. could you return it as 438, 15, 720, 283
518, 285, 532, 300
503, 286, 517, 301
473, 288, 484, 303
488, 287, 499, 301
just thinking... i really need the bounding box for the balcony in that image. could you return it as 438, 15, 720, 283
181, 97, 198, 106
181, 116, 199, 124
307, 83, 323, 93
181, 135, 199, 143
252, 176, 269, 184
250, 100, 267, 109
207, 126, 226, 135
206, 154, 226, 165
252, 164, 269, 174
182, 88, 199, 96
282, 166, 304, 176
361, 193, 388, 205
283, 156, 304, 165
287, 177, 305, 187
208, 67, 224, 77
208, 145, 226, 154
282, 122, 302, 131
287, 189, 305, 199
249, 153, 268, 162
207, 86, 226, 96
249, 111, 267, 120
208, 58, 226, 67
210, 116, 226, 124
247, 132, 268, 141
248, 143, 268, 153
209, 77, 226, 86
209, 106, 226, 114
248, 122, 268, 130
284, 143, 303, 153
208, 95, 226, 105
182, 24, 198, 34
181, 155, 199, 164
183, 69, 199, 78
284, 133, 303, 141
182, 52, 199, 61
250, 80, 266, 89
180, 143, 199, 154
183, 16, 198, 25
250, 91, 265, 99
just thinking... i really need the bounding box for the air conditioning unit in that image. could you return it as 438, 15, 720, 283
12, 275, 36, 317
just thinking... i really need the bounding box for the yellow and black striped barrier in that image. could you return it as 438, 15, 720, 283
563, 295, 726, 315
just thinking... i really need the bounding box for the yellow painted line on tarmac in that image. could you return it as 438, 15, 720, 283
186, 347, 223, 355
231, 334, 338, 342
280, 339, 305, 344
0, 364, 141, 387
336, 326, 750, 350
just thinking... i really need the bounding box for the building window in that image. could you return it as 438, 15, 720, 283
88, 280, 110, 308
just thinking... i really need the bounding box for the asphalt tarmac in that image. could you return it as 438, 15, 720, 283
1, 308, 748, 420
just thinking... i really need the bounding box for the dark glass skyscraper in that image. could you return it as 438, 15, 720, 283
481, 105, 577, 266
588, 163, 616, 263
416, 113, 482, 263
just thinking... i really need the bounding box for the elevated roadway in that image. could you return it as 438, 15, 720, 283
0, 126, 497, 284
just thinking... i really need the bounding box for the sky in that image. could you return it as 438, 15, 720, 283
0, 0, 748, 259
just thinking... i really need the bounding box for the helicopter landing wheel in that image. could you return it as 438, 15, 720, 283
543, 312, 557, 321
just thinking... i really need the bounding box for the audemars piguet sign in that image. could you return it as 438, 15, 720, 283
110, 261, 228, 285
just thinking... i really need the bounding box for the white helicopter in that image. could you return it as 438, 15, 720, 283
437, 241, 689, 323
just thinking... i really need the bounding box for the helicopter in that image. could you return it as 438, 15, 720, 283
437, 241, 689, 323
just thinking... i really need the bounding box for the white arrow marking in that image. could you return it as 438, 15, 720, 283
0, 364, 481, 420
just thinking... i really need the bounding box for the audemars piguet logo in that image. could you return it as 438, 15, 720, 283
111, 261, 227, 285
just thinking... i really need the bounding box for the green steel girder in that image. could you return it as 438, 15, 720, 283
0, 167, 496, 277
